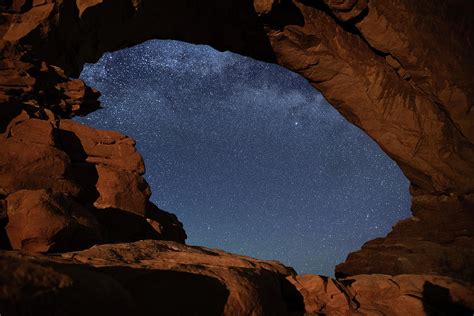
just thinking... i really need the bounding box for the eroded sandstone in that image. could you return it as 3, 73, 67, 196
1, 241, 473, 315
336, 194, 474, 283
288, 273, 474, 315
0, 240, 299, 316
5, 189, 102, 252
0, 0, 473, 314
0, 114, 186, 251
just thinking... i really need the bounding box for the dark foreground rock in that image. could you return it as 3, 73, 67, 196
1, 0, 473, 282
1, 240, 473, 315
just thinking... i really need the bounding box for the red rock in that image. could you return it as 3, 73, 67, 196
5, 189, 103, 252
58, 119, 184, 241
286, 274, 354, 314
0, 0, 473, 313
289, 273, 474, 315
0, 251, 135, 316
0, 58, 100, 119
1, 241, 473, 315
336, 194, 474, 283
321, 0, 368, 21
58, 120, 150, 215
9, 118, 56, 146
0, 240, 299, 315
0, 115, 185, 248
2, 4, 55, 42
59, 119, 145, 174
145, 202, 187, 244
76, 0, 104, 17
0, 136, 81, 197
93, 165, 150, 215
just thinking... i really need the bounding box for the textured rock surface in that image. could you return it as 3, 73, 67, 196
0, 117, 81, 197
0, 0, 472, 277
0, 115, 186, 250
288, 273, 474, 315
336, 194, 474, 283
0, 57, 100, 122
0, 0, 473, 313
0, 240, 300, 316
2, 0, 472, 194
264, 1, 474, 195
1, 241, 473, 315
58, 119, 150, 215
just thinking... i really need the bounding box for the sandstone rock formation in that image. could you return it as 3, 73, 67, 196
1, 0, 473, 314
336, 194, 474, 283
1, 0, 472, 272
0, 240, 299, 316
288, 273, 474, 315
58, 119, 150, 215
5, 189, 102, 252
1, 241, 473, 315
0, 114, 186, 251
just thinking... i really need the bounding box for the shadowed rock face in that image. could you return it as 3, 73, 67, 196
0, 115, 186, 250
0, 0, 473, 314
287, 273, 474, 315
1, 240, 473, 315
5, 189, 103, 252
2, 0, 472, 195
0, 240, 299, 316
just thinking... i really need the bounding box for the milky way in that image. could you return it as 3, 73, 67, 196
77, 40, 411, 277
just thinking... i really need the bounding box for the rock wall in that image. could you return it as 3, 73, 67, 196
336, 194, 474, 282
1, 0, 473, 313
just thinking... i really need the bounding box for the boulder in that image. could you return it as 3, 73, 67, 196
0, 251, 134, 316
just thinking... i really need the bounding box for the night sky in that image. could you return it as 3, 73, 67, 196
77, 40, 411, 277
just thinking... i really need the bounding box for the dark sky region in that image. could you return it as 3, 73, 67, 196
76, 39, 411, 277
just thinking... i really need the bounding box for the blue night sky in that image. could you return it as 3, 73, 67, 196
76, 40, 411, 277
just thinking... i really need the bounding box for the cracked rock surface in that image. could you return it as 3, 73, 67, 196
2, 240, 474, 315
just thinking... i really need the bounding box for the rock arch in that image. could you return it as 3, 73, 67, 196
1, 0, 473, 282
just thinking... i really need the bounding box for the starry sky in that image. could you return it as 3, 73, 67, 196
77, 40, 411, 277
